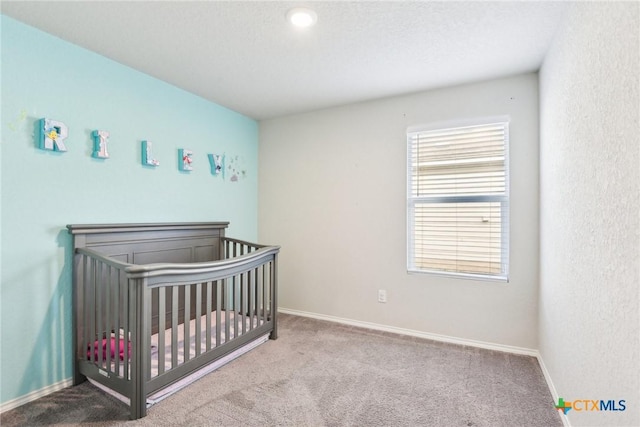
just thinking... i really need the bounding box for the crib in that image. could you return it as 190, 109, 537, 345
67, 222, 279, 419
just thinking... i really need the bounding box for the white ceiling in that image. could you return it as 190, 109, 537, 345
2, 1, 568, 120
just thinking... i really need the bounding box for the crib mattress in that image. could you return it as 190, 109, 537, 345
150, 310, 262, 376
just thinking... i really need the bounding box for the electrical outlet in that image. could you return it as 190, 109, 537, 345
378, 289, 387, 303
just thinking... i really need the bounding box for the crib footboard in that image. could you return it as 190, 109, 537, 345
68, 223, 279, 420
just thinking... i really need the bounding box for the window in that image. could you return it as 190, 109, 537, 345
407, 118, 509, 281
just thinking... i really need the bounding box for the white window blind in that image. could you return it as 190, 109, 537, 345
407, 120, 509, 280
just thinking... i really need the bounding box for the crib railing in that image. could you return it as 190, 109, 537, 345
74, 239, 278, 419
222, 237, 265, 258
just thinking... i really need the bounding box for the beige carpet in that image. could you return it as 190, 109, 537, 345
1, 314, 562, 426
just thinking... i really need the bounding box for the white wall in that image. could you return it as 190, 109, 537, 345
539, 3, 639, 427
260, 73, 539, 349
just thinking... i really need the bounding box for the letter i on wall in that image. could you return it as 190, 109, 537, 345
92, 130, 110, 158
39, 118, 68, 151
179, 149, 193, 171
142, 141, 159, 166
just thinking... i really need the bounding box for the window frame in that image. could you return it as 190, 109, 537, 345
406, 116, 510, 282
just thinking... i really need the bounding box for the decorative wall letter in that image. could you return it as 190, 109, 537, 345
92, 130, 110, 158
39, 118, 68, 151
142, 141, 159, 166
208, 154, 225, 178
179, 149, 193, 171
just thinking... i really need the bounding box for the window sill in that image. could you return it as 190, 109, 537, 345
407, 268, 509, 283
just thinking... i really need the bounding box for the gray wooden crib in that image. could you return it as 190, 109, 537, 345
67, 222, 279, 419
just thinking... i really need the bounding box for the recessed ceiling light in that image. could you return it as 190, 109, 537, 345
286, 8, 317, 28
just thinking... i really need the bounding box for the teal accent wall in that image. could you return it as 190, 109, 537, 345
0, 16, 258, 404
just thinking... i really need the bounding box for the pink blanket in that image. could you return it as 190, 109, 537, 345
87, 338, 131, 361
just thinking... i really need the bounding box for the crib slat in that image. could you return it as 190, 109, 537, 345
247, 270, 253, 330
256, 264, 262, 326
96, 261, 104, 364
110, 267, 116, 370
105, 264, 112, 369
128, 280, 135, 380
267, 263, 274, 320
239, 274, 244, 337
269, 261, 274, 320
242, 272, 246, 331
225, 278, 230, 344
233, 275, 239, 338
270, 259, 277, 337
262, 264, 267, 324
122, 269, 129, 379
112, 265, 120, 376
254, 267, 259, 328
104, 265, 111, 370
83, 256, 91, 363
195, 283, 201, 357
270, 261, 275, 320
158, 288, 165, 375
184, 284, 191, 362
216, 280, 222, 347
206, 281, 212, 351
246, 271, 250, 331
171, 286, 179, 368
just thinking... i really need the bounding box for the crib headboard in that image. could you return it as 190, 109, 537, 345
67, 222, 230, 264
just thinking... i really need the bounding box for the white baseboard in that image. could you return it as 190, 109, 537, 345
0, 378, 73, 414
278, 307, 539, 357
536, 353, 571, 427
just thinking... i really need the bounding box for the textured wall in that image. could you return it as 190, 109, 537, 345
1, 16, 258, 405
260, 73, 540, 350
539, 3, 639, 426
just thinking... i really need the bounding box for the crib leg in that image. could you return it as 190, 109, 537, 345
269, 255, 278, 341
130, 394, 147, 420
269, 312, 278, 340
129, 399, 147, 420
130, 278, 149, 419
72, 364, 87, 386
